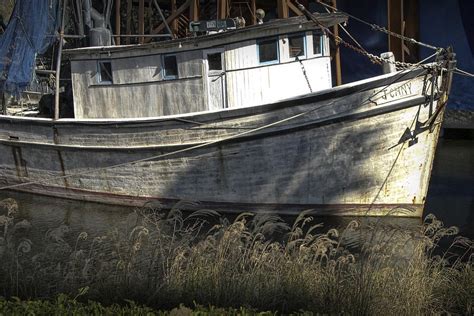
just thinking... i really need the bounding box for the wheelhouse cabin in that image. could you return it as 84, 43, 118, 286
65, 14, 346, 119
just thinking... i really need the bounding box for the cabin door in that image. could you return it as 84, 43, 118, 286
204, 49, 226, 110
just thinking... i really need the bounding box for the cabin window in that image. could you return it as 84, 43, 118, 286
163, 55, 178, 79
98, 61, 113, 84
258, 38, 279, 64
313, 32, 323, 55
288, 33, 306, 58
207, 52, 223, 71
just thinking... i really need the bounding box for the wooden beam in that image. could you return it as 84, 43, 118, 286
126, 0, 132, 44
152, 0, 173, 37
250, 0, 256, 25
277, 0, 289, 19
148, 0, 153, 34
115, 0, 121, 45
171, 0, 178, 36
287, 1, 303, 16
146, 0, 191, 41
218, 0, 228, 20
388, 0, 404, 62
138, 0, 145, 44
190, 0, 199, 21
403, 0, 419, 62
332, 0, 342, 86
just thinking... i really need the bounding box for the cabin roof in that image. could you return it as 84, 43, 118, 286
64, 13, 347, 60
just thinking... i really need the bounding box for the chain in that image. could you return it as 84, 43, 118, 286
296, 56, 313, 92
369, 24, 439, 51
294, 1, 442, 70
337, 38, 441, 69
315, 0, 441, 51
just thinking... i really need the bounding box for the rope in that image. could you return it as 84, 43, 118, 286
338, 23, 369, 54
0, 67, 425, 192
315, 0, 441, 51
173, 50, 433, 133
321, 6, 369, 55
453, 67, 474, 78
0, 101, 336, 191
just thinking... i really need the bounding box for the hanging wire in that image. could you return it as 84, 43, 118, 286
321, 6, 369, 55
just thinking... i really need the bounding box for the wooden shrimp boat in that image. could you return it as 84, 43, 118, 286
0, 12, 455, 217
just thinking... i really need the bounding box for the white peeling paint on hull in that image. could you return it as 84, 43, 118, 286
0, 69, 446, 217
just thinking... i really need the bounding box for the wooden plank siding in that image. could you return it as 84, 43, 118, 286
68, 16, 338, 118
70, 35, 330, 118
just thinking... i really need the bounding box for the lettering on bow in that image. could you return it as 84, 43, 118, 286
381, 82, 413, 101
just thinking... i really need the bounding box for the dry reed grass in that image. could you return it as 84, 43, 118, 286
0, 198, 472, 314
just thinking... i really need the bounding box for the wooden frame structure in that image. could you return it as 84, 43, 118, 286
388, 0, 419, 63
111, 0, 380, 86
115, 1, 307, 41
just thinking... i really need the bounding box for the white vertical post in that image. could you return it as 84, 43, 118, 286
381, 52, 396, 74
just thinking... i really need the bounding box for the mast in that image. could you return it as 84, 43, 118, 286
54, 0, 68, 120
331, 0, 342, 86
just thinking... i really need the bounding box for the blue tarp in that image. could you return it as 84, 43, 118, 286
0, 0, 60, 95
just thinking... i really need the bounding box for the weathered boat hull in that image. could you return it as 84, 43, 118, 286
0, 68, 447, 216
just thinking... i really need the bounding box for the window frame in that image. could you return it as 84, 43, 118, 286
206, 51, 224, 74
162, 54, 178, 79
97, 60, 113, 84
257, 37, 280, 65
287, 32, 307, 59
312, 31, 324, 56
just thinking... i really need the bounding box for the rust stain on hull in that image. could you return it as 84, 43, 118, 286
57, 150, 70, 188
12, 146, 28, 178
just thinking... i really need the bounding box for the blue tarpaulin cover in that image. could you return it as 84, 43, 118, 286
0, 0, 60, 95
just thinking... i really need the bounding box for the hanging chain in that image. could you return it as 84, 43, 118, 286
315, 0, 441, 51
294, 1, 442, 70
296, 56, 313, 92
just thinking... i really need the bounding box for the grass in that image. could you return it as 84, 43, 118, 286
0, 0, 14, 24
0, 295, 280, 316
0, 198, 473, 315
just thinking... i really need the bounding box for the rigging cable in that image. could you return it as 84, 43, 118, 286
321, 6, 369, 56
453, 67, 474, 78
